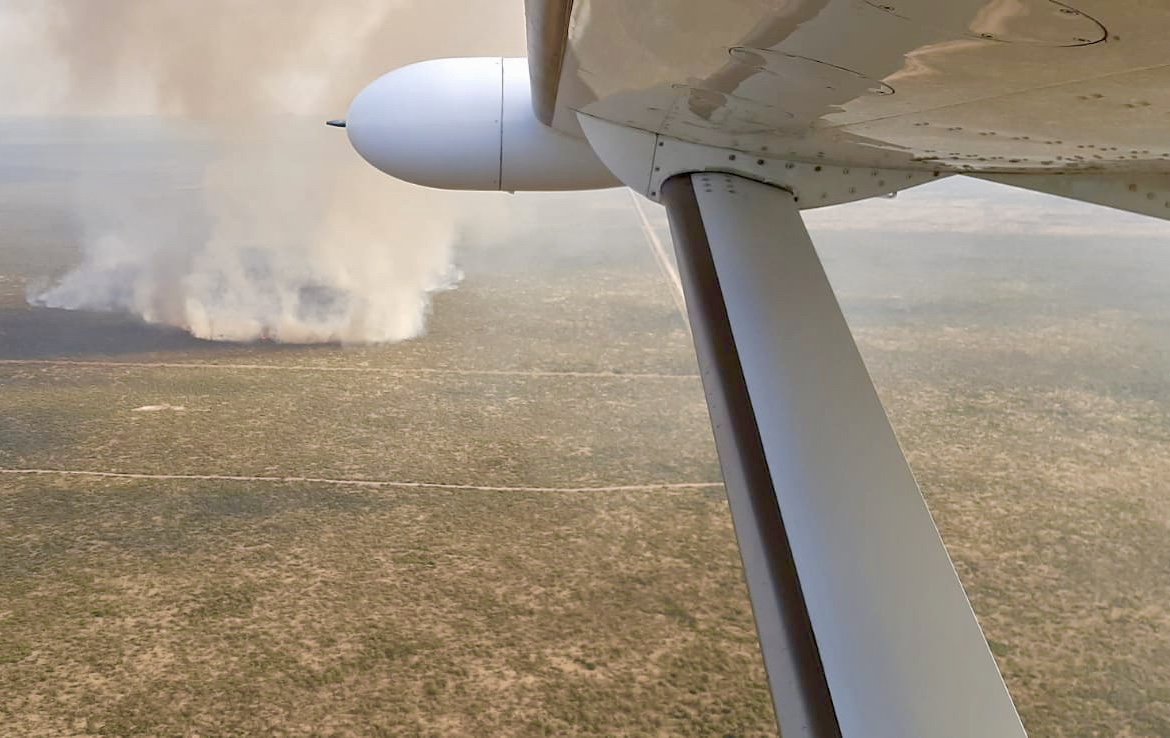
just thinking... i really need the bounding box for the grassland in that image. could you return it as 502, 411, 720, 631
2, 139, 1170, 736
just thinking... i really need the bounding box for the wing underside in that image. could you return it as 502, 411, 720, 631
529, 0, 1170, 184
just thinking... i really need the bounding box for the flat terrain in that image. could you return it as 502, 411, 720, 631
2, 129, 1170, 736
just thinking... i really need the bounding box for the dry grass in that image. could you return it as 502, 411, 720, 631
0, 476, 772, 737
3, 141, 1170, 735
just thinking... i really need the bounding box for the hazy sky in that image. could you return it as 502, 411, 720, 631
0, 0, 525, 117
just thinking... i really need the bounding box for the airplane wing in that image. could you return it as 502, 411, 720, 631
338, 3, 1167, 735
533, 0, 1170, 216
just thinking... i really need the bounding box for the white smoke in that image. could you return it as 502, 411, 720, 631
1, 0, 524, 343
31, 126, 465, 343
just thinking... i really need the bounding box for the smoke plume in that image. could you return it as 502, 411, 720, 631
2, 0, 524, 343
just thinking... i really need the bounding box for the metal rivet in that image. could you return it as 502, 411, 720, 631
757, 159, 766, 166
814, 166, 822, 172
729, 154, 737, 161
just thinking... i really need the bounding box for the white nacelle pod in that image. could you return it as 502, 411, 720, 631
346, 57, 618, 192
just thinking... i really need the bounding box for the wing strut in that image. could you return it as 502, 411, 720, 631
661, 173, 1027, 738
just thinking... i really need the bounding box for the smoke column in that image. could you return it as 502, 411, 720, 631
0, 0, 524, 343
